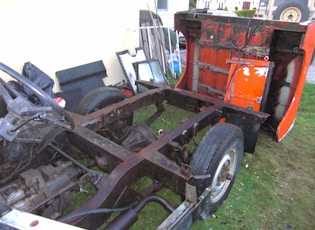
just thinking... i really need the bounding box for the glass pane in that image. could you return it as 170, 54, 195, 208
150, 60, 165, 83
138, 62, 154, 81
157, 0, 167, 10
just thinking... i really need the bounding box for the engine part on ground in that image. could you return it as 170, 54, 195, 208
0, 162, 82, 218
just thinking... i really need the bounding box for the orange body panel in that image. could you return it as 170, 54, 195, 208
224, 58, 271, 111
276, 23, 315, 141
175, 11, 315, 141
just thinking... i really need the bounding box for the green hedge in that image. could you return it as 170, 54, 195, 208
235, 9, 256, 17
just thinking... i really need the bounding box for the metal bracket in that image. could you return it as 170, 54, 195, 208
185, 183, 197, 204
0, 118, 19, 141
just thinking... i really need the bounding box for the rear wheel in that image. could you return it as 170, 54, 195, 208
273, 1, 309, 22
189, 123, 244, 219
76, 87, 133, 143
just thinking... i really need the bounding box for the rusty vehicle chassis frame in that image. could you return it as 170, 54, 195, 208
66, 84, 267, 228
1, 9, 315, 229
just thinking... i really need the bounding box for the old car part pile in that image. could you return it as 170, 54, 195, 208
0, 10, 314, 229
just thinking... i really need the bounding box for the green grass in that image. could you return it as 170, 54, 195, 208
70, 83, 315, 229
191, 83, 315, 229
131, 83, 315, 229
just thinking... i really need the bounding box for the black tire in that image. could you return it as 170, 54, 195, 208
76, 87, 133, 143
273, 1, 309, 22
189, 123, 244, 220
76, 87, 128, 115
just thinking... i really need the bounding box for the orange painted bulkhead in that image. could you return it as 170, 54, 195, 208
174, 10, 315, 141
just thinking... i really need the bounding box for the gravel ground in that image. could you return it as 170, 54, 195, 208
307, 62, 315, 84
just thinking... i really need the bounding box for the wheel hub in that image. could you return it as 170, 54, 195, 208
211, 148, 237, 202
280, 7, 301, 22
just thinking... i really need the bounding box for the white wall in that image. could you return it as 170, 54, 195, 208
159, 0, 190, 27
141, 0, 189, 27
0, 0, 139, 91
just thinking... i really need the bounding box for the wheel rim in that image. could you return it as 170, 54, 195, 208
280, 7, 302, 22
210, 147, 237, 203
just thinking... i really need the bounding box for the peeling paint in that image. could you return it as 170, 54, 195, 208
254, 67, 268, 77
243, 67, 250, 76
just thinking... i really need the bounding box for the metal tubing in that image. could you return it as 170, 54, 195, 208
104, 194, 175, 230
48, 143, 90, 173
